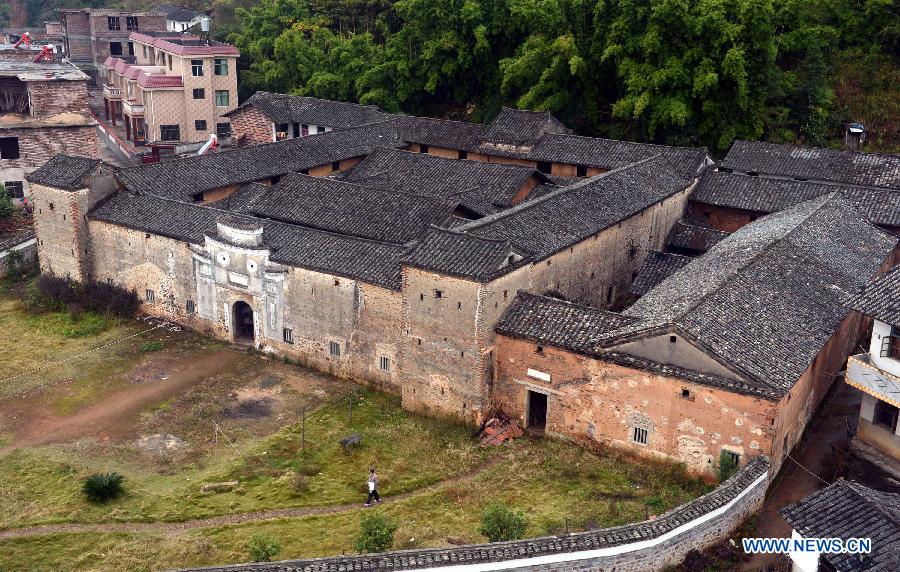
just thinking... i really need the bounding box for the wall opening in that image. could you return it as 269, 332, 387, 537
233, 301, 255, 344
527, 390, 547, 433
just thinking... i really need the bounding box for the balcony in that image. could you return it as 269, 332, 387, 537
122, 99, 145, 116
102, 84, 121, 100
846, 354, 900, 406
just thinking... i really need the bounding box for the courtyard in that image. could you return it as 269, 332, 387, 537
0, 281, 710, 571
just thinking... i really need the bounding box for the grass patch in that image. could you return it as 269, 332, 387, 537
139, 341, 165, 352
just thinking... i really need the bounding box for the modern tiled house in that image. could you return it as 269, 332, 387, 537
100, 31, 238, 153
845, 266, 900, 463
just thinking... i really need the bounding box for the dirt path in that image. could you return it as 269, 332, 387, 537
0, 456, 504, 540
5, 349, 243, 450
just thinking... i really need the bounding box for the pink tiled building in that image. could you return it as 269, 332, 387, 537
100, 31, 238, 154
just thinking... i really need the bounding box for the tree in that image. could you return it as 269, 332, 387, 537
479, 501, 527, 542
247, 532, 282, 562
354, 511, 397, 553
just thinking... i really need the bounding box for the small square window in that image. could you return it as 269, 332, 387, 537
3, 181, 24, 199
669, 335, 677, 344
283, 328, 294, 344
192, 88, 205, 99
191, 59, 204, 76
537, 161, 552, 174
145, 289, 155, 304
186, 300, 196, 314
109, 41, 122, 56
160, 124, 180, 142
458, 150, 467, 160
536, 345, 544, 354
195, 120, 207, 131
632, 427, 648, 445
216, 123, 231, 138
333, 278, 340, 286
332, 161, 340, 171
214, 58, 228, 75
681, 388, 691, 399
214, 90, 230, 107
106, 278, 113, 286
379, 356, 391, 372
420, 144, 430, 154
0, 137, 21, 159
126, 16, 138, 31
329, 341, 341, 357
576, 165, 587, 177
434, 290, 443, 299
107, 16, 120, 31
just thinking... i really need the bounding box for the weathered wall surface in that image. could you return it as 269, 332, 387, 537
493, 335, 776, 476
0, 125, 98, 172
27, 80, 91, 117
30, 182, 92, 281
688, 202, 757, 233
177, 458, 770, 572
227, 106, 272, 145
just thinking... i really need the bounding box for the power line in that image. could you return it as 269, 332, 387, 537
785, 452, 830, 485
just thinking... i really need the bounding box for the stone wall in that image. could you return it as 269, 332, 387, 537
29, 182, 92, 281
493, 334, 776, 476
174, 457, 769, 572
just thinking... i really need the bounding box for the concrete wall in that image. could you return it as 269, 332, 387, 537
857, 393, 900, 458
870, 320, 900, 378
612, 333, 743, 381
493, 335, 775, 477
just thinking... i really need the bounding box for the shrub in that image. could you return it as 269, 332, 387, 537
36, 275, 78, 308
716, 451, 739, 483
290, 473, 309, 494
355, 512, 397, 553
82, 472, 125, 503
479, 501, 527, 542
0, 184, 13, 220
140, 341, 165, 352
82, 280, 140, 318
247, 532, 281, 562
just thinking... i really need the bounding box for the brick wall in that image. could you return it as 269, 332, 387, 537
62, 12, 92, 63
493, 335, 776, 476
174, 457, 769, 572
688, 202, 757, 233
229, 106, 274, 145
29, 182, 92, 281
27, 80, 91, 117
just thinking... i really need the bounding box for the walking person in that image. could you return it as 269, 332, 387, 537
365, 467, 381, 507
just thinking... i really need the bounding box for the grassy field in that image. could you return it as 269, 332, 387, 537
0, 284, 711, 571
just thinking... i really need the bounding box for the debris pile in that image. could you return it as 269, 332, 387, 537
477, 411, 523, 446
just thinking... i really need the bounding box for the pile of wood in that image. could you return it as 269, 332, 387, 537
477, 411, 523, 446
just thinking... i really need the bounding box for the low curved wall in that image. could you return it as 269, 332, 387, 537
179, 456, 770, 572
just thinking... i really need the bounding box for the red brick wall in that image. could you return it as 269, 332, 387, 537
27, 80, 91, 118
229, 106, 273, 145
493, 334, 778, 477
688, 202, 757, 233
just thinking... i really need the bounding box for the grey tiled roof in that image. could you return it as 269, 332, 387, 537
666, 219, 730, 253
495, 292, 777, 397
721, 140, 900, 189
25, 155, 105, 190
210, 182, 268, 213
247, 173, 457, 244
392, 114, 487, 151
403, 226, 529, 282
115, 121, 404, 202
781, 480, 900, 572
339, 147, 542, 215
481, 107, 571, 146
846, 265, 900, 328
618, 193, 898, 395
173, 457, 769, 572
462, 155, 692, 260
90, 193, 408, 289
693, 171, 900, 228
228, 91, 385, 128
496, 292, 639, 354
630, 251, 694, 296
527, 133, 712, 179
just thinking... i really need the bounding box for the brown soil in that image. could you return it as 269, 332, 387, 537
3, 349, 243, 450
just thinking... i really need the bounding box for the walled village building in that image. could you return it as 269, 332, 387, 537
27, 98, 900, 479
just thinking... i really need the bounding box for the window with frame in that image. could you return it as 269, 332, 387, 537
109, 42, 123, 56
192, 88, 205, 99
195, 120, 207, 131
159, 125, 180, 142
881, 327, 900, 360
0, 137, 20, 159
283, 328, 294, 344
216, 123, 231, 138
214, 58, 228, 75
873, 400, 899, 432
3, 181, 24, 199
126, 16, 139, 31
107, 16, 120, 30
329, 341, 341, 357
128, 42, 134, 56
632, 426, 648, 445
145, 289, 155, 304
186, 300, 195, 314
191, 59, 204, 76
379, 356, 391, 372
214, 90, 230, 107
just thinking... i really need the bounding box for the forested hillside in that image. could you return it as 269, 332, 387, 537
9, 0, 898, 153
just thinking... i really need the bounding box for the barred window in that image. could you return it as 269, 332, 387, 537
632, 427, 648, 445
107, 16, 120, 31
195, 120, 207, 131
379, 356, 391, 372
192, 88, 205, 99
126, 16, 139, 31
283, 328, 294, 344
3, 180, 24, 199
186, 300, 195, 314
145, 289, 155, 304
329, 341, 341, 357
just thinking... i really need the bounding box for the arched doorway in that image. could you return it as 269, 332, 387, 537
233, 301, 254, 344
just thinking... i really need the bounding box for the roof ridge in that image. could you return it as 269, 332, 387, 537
455, 154, 667, 232
840, 480, 900, 528
421, 224, 514, 246
540, 130, 709, 153
708, 169, 896, 194
275, 172, 460, 208
515, 291, 639, 319
731, 139, 900, 161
